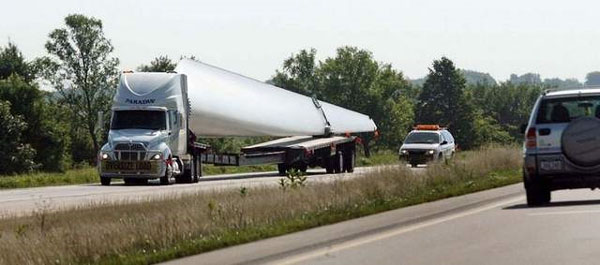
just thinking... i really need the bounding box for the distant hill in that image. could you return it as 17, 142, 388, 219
410, 70, 583, 89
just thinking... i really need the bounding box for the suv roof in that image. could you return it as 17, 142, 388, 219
544, 87, 600, 98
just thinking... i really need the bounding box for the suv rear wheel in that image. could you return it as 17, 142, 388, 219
525, 177, 551, 206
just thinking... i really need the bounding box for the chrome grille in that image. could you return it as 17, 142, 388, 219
114, 143, 146, 151
113, 143, 147, 161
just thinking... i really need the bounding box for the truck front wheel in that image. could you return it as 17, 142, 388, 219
160, 165, 173, 185
100, 177, 111, 186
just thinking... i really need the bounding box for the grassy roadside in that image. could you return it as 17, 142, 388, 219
0, 167, 98, 189
0, 146, 521, 265
0, 152, 397, 190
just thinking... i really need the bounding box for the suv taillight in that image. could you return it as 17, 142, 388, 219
526, 127, 536, 148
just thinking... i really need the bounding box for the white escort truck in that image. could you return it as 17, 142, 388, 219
98, 59, 377, 185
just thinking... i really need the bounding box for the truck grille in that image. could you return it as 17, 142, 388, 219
114, 143, 147, 161
406, 150, 429, 162
114, 143, 146, 151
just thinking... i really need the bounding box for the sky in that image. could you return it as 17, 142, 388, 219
2, 0, 599, 82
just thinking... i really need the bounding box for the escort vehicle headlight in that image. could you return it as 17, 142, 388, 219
101, 153, 110, 160
401, 150, 408, 155
151, 154, 162, 160
428, 150, 435, 155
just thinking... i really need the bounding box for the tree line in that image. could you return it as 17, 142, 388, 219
0, 13, 580, 174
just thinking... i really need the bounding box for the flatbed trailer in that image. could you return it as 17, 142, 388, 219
199, 136, 357, 175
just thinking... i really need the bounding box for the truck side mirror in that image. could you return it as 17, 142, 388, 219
441, 140, 448, 145
520, 123, 527, 134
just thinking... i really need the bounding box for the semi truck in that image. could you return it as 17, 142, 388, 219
98, 59, 377, 185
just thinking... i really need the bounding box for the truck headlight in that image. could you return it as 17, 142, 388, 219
151, 154, 162, 160
428, 150, 435, 155
401, 150, 408, 155
101, 153, 110, 160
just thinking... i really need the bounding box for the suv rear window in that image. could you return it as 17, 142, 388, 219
536, 96, 600, 124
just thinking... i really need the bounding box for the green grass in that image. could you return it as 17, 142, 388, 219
102, 169, 522, 265
0, 146, 523, 265
356, 151, 398, 167
0, 167, 98, 189
0, 165, 278, 190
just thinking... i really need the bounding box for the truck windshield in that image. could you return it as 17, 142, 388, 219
404, 132, 440, 144
111, 110, 166, 130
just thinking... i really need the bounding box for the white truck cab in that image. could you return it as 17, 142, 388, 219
399, 125, 456, 167
98, 72, 196, 185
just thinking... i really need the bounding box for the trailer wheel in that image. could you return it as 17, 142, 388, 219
343, 149, 355, 173
100, 177, 111, 186
277, 164, 288, 176
325, 158, 334, 174
333, 152, 344, 173
193, 158, 202, 183
295, 163, 308, 173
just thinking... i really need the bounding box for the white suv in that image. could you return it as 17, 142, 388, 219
522, 88, 600, 206
399, 125, 456, 167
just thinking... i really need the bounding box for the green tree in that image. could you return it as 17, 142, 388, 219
415, 57, 477, 149
137, 55, 177, 72
37, 14, 119, 157
369, 65, 414, 150
273, 47, 414, 155
0, 100, 37, 174
0, 42, 35, 82
0, 75, 71, 171
470, 82, 542, 141
271, 48, 321, 97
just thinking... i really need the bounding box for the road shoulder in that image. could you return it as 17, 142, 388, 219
160, 183, 523, 265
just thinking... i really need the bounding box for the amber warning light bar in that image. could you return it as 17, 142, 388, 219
414, 124, 441, 130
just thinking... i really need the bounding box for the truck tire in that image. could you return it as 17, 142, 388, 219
176, 160, 193, 184
176, 174, 192, 184
193, 159, 201, 183
325, 158, 334, 174
525, 178, 551, 206
294, 163, 308, 173
100, 177, 111, 186
278, 164, 288, 176
343, 149, 355, 173
333, 152, 344, 173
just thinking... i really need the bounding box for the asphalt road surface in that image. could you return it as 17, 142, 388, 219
164, 183, 600, 265
0, 165, 413, 217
